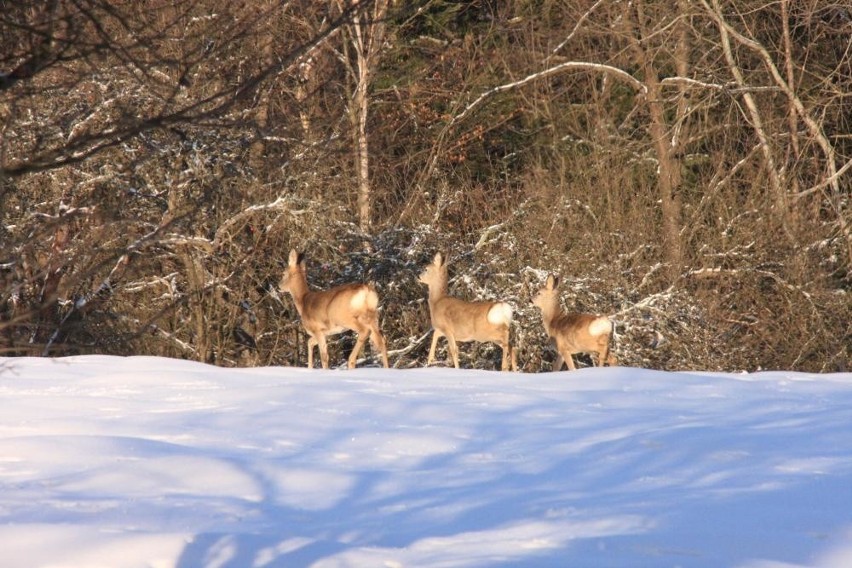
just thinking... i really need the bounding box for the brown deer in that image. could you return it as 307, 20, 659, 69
532, 274, 616, 371
419, 252, 514, 371
280, 249, 389, 369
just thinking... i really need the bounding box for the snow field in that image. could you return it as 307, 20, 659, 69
1, 356, 851, 567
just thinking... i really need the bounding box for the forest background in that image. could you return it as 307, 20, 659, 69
1, 0, 849, 372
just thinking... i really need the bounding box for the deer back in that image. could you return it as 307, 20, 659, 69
551, 312, 612, 352
431, 296, 512, 343
301, 282, 378, 335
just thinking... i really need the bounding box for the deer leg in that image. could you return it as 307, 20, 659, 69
500, 344, 509, 371
499, 338, 512, 371
555, 339, 577, 371
551, 352, 564, 372
561, 351, 577, 371
307, 336, 318, 369
606, 351, 617, 366
369, 322, 389, 368
602, 337, 615, 366
499, 330, 511, 371
548, 338, 563, 372
427, 330, 442, 366
317, 335, 330, 369
348, 329, 368, 369
446, 335, 460, 368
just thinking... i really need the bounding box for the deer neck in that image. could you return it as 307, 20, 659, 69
426, 278, 448, 310
539, 296, 561, 335
287, 271, 311, 316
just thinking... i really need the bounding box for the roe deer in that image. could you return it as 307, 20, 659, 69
532, 274, 616, 371
419, 252, 514, 371
280, 249, 389, 369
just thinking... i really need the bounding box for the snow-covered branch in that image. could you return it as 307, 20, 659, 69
659, 76, 780, 94
451, 62, 646, 127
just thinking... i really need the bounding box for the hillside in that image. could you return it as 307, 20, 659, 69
1, 1, 849, 371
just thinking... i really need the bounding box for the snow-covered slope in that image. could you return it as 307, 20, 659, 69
1, 356, 851, 567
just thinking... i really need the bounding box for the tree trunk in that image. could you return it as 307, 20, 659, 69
627, 0, 684, 279
337, 0, 389, 233
354, 56, 371, 232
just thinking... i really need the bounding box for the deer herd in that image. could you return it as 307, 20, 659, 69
280, 249, 616, 372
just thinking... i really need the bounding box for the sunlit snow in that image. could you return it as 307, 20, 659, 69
1, 355, 851, 567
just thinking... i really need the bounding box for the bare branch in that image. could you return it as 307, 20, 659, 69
451, 61, 646, 127
547, 0, 609, 59
793, 156, 852, 201
659, 76, 780, 94
1, 1, 368, 178
701, 0, 852, 262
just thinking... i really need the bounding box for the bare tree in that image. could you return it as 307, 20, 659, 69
623, 0, 685, 277
0, 0, 368, 358
700, 0, 852, 265
332, 0, 392, 232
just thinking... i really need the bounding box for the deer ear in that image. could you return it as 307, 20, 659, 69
288, 249, 299, 266
434, 252, 444, 266
547, 274, 559, 290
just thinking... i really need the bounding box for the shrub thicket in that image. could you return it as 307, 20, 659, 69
1, 0, 848, 372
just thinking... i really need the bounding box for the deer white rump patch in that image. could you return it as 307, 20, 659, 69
487, 302, 513, 326
349, 287, 378, 312
589, 317, 612, 337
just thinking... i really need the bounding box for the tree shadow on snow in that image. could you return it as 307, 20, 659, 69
174, 368, 852, 567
